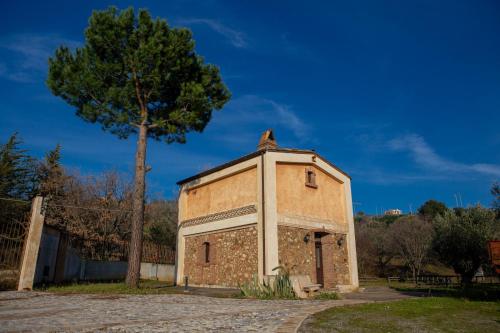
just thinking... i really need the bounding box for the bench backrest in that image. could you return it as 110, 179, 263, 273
289, 275, 314, 298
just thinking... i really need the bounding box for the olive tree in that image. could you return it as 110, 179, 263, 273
417, 199, 448, 221
433, 206, 499, 284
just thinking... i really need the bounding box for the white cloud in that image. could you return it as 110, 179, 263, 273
178, 18, 248, 48
0, 33, 80, 82
212, 94, 312, 144
388, 133, 500, 177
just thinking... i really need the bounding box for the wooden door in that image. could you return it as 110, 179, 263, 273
315, 241, 324, 286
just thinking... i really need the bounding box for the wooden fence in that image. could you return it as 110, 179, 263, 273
386, 275, 500, 285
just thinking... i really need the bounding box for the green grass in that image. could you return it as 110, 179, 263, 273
37, 280, 241, 298
394, 284, 500, 301
299, 297, 500, 333
38, 280, 177, 295
359, 278, 419, 289
361, 278, 500, 301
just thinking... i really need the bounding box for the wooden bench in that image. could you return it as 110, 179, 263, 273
387, 276, 400, 283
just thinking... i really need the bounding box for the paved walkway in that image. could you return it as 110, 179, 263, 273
344, 286, 422, 301
0, 287, 412, 332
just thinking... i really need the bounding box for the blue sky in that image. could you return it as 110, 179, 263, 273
1, 0, 499, 213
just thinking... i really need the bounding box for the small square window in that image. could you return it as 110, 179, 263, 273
305, 167, 318, 188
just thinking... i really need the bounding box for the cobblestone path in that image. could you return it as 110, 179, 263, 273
0, 291, 371, 332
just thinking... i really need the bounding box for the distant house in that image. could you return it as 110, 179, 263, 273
175, 130, 359, 291
384, 209, 402, 216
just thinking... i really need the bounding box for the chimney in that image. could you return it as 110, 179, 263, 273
257, 129, 277, 150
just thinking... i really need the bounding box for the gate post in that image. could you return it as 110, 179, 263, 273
18, 196, 45, 291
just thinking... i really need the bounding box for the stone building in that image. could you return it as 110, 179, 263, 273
175, 130, 359, 291
384, 209, 402, 216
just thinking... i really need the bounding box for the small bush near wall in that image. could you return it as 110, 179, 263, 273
240, 266, 296, 299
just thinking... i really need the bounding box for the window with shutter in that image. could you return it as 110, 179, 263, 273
305, 167, 318, 188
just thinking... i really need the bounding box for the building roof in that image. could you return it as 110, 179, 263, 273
176, 147, 351, 186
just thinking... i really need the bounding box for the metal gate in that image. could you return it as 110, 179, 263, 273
0, 199, 31, 290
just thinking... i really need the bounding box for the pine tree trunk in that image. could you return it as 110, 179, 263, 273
126, 124, 148, 288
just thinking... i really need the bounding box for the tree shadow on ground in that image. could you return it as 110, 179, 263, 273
393, 283, 500, 302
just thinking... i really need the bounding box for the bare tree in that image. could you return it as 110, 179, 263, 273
355, 220, 397, 277
391, 216, 433, 283
44, 170, 133, 258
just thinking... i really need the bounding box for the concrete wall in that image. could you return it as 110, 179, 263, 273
36, 254, 175, 283
34, 227, 60, 284
77, 261, 175, 282
180, 167, 257, 220
61, 246, 82, 281
140, 262, 175, 282
34, 226, 175, 284
276, 163, 347, 224
82, 261, 128, 281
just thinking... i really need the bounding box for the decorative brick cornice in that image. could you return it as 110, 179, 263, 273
180, 205, 257, 228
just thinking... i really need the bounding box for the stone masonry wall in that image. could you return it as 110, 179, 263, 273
277, 226, 316, 281
277, 226, 350, 288
183, 226, 258, 287
321, 233, 350, 288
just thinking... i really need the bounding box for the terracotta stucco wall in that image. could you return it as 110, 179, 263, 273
276, 163, 347, 223
182, 167, 257, 221
183, 226, 258, 287
277, 226, 316, 281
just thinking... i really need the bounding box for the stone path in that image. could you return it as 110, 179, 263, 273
0, 288, 412, 332
344, 286, 423, 302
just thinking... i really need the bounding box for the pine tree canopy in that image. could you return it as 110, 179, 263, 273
38, 144, 65, 198
0, 133, 38, 200
47, 7, 231, 142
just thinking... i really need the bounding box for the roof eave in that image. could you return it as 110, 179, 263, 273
176, 148, 351, 186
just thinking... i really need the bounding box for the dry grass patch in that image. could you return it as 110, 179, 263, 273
299, 297, 500, 333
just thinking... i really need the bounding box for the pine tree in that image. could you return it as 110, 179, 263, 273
47, 7, 231, 287
0, 133, 38, 200
38, 144, 65, 199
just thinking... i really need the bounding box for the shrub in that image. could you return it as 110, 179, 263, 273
433, 206, 498, 284
240, 266, 296, 299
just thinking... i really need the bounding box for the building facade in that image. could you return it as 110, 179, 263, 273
175, 130, 359, 290
384, 209, 402, 216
